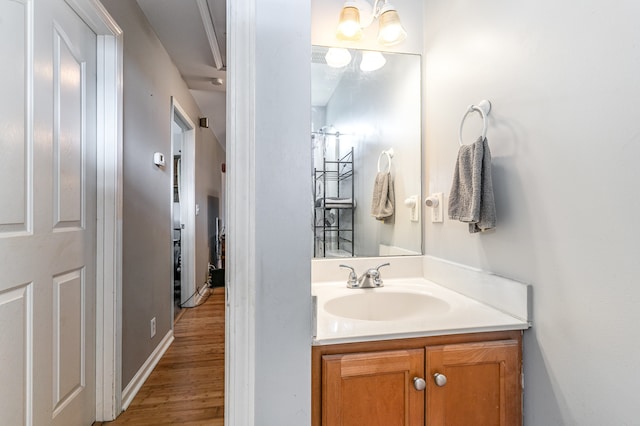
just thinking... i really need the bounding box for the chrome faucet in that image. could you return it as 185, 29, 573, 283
339, 263, 390, 288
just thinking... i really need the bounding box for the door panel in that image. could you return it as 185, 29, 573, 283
322, 349, 424, 426
0, 0, 29, 234
0, 0, 97, 424
0, 0, 33, 423
52, 268, 85, 416
53, 24, 85, 229
426, 339, 521, 426
0, 284, 32, 425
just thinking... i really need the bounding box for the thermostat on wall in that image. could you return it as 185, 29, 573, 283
153, 152, 166, 167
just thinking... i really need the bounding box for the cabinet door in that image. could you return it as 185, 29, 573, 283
322, 349, 425, 426
426, 339, 521, 426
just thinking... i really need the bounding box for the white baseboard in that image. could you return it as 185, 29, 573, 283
121, 329, 174, 411
194, 282, 210, 305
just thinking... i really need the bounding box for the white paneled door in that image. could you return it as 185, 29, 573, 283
0, 0, 97, 425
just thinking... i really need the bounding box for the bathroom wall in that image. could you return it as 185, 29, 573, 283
100, 0, 225, 387
423, 1, 640, 424
249, 0, 313, 422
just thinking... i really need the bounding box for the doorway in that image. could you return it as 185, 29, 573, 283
171, 119, 183, 319
170, 99, 197, 318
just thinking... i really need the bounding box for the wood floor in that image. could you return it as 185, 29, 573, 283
98, 287, 225, 425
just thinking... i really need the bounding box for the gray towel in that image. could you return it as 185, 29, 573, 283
448, 137, 496, 233
371, 172, 395, 222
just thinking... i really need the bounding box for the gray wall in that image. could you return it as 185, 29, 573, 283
252, 0, 312, 423
423, 1, 640, 424
100, 0, 225, 387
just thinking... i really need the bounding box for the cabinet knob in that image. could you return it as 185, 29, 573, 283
433, 373, 447, 387
412, 377, 426, 391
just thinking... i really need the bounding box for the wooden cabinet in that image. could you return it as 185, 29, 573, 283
312, 331, 522, 426
426, 340, 521, 426
322, 349, 425, 426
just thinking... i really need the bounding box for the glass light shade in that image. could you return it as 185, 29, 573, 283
325, 48, 352, 68
377, 7, 407, 46
336, 5, 363, 41
359, 51, 386, 72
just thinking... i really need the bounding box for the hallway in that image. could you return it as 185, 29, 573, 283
99, 287, 225, 425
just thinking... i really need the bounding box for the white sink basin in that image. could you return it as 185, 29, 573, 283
313, 278, 530, 344
323, 291, 450, 321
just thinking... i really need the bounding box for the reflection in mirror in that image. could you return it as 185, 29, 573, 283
311, 45, 422, 258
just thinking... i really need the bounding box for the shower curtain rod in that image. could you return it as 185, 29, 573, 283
311, 131, 353, 136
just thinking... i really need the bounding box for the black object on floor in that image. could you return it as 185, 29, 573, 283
209, 268, 225, 288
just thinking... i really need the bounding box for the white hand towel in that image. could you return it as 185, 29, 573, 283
371, 172, 395, 222
448, 137, 496, 233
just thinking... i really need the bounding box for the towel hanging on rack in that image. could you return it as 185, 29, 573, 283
372, 148, 395, 222
371, 172, 395, 222
459, 100, 491, 146
449, 136, 496, 233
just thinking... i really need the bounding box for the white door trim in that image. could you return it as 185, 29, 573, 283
170, 99, 197, 308
63, 0, 123, 421
226, 0, 256, 424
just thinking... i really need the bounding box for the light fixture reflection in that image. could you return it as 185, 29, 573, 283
325, 48, 352, 68
360, 51, 386, 71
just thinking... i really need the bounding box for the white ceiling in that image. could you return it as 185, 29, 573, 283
135, 1, 351, 147
136, 0, 227, 149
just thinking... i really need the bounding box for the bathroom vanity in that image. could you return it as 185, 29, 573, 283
312, 330, 521, 426
311, 258, 530, 426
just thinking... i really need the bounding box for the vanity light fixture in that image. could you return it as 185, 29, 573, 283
336, 2, 363, 41
336, 0, 407, 46
376, 2, 407, 46
325, 47, 352, 68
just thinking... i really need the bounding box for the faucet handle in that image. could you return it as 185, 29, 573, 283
339, 264, 358, 287
374, 263, 390, 272
372, 263, 390, 286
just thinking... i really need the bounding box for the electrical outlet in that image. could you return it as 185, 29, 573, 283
150, 317, 156, 338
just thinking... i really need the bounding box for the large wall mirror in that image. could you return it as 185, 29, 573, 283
311, 45, 422, 258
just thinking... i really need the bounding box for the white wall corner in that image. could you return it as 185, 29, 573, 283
225, 0, 256, 424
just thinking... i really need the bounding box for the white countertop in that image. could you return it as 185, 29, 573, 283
312, 278, 530, 346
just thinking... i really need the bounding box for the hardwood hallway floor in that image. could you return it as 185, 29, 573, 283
99, 287, 225, 425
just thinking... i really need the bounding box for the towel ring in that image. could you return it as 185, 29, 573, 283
459, 100, 491, 146
377, 148, 394, 173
